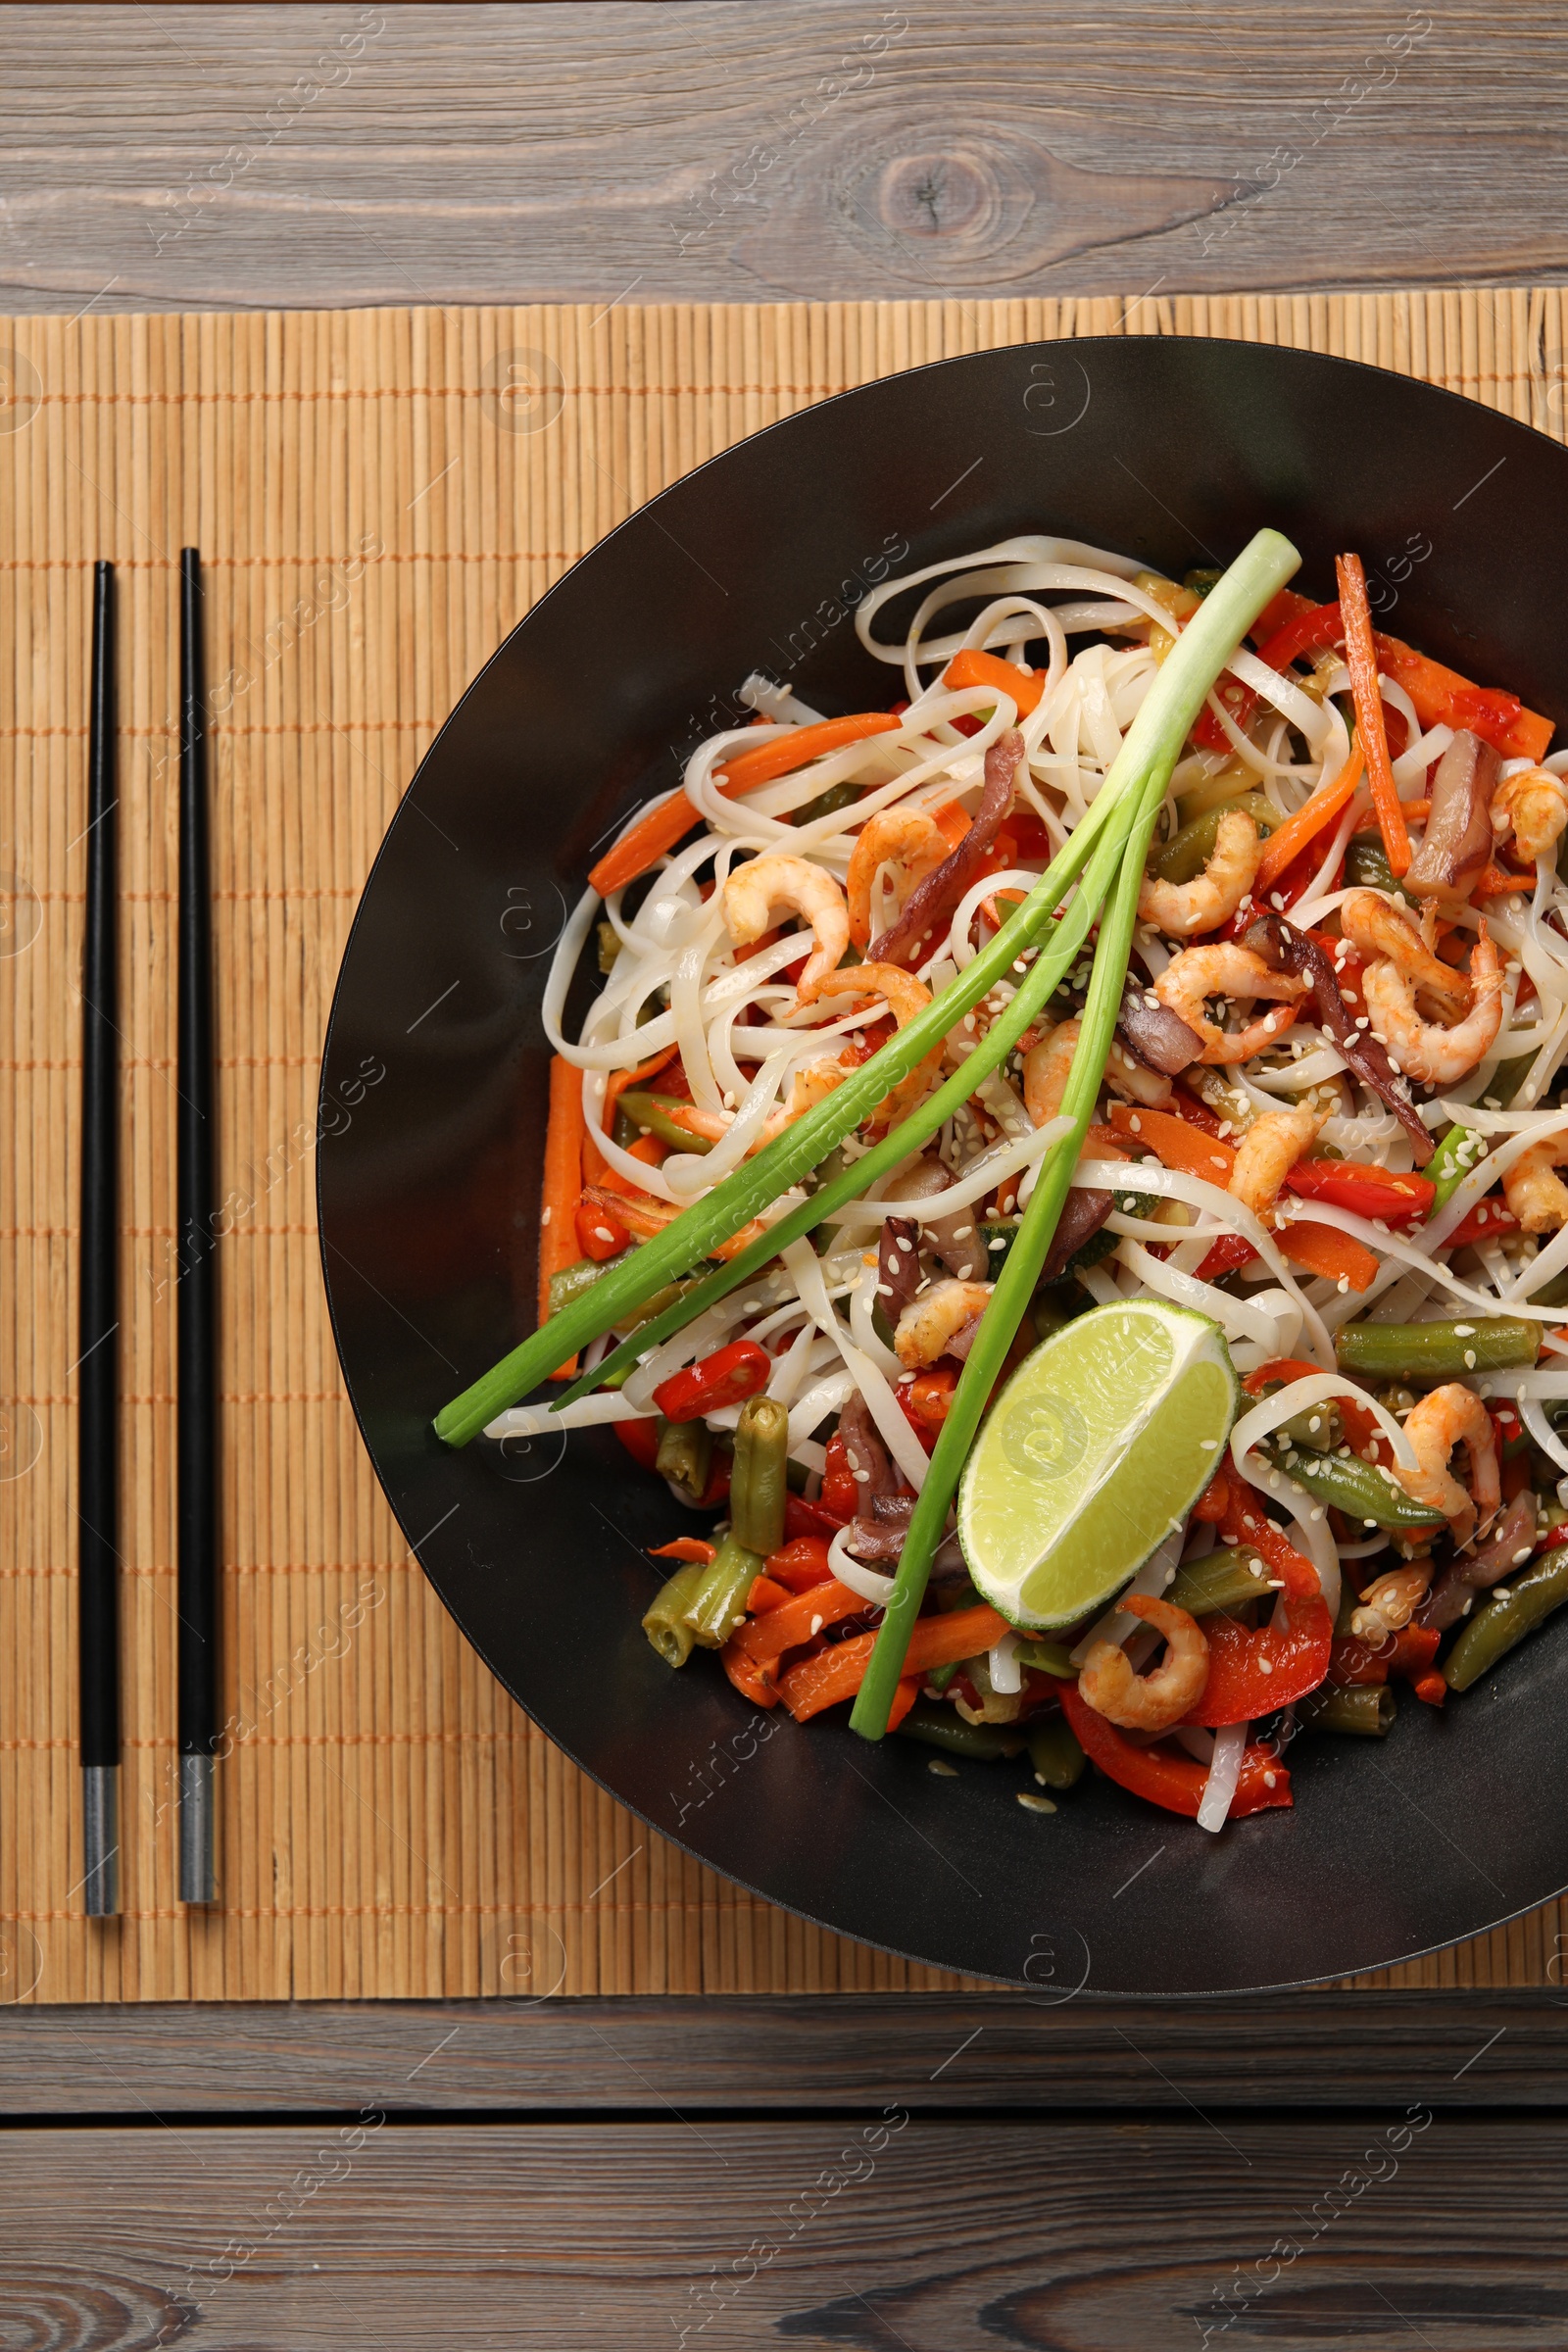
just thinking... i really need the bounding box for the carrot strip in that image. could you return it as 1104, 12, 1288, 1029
649, 1538, 717, 1565
1276, 1221, 1380, 1294
775, 1602, 1007, 1722
1336, 554, 1411, 878
744, 1573, 794, 1615
540, 1056, 585, 1377
586, 713, 900, 898
731, 1577, 868, 1668
886, 1677, 919, 1731
1252, 744, 1364, 895
720, 1644, 778, 1708
1473, 864, 1538, 899
592, 1132, 666, 1198
1373, 633, 1553, 763
942, 649, 1046, 716
1109, 1104, 1236, 1183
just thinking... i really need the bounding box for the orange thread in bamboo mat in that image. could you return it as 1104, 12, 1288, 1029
1, 292, 1563, 2004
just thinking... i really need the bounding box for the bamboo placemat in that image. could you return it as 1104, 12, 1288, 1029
2, 289, 1565, 2004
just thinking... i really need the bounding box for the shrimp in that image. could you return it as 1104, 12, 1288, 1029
1153, 943, 1309, 1064
1493, 765, 1568, 863
893, 1277, 993, 1370
1229, 1104, 1324, 1219
1138, 808, 1261, 938
667, 1056, 847, 1151
721, 854, 850, 1005
1348, 1559, 1434, 1643
1076, 1594, 1209, 1735
1361, 922, 1502, 1086
815, 960, 945, 1129
1394, 1383, 1500, 1550
847, 808, 948, 949
1024, 1017, 1169, 1125
1502, 1128, 1568, 1233
1340, 889, 1469, 1021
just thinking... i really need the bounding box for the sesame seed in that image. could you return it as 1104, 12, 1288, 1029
1454, 1325, 1475, 1336
952, 1224, 973, 1239
809, 1615, 825, 1635
1017, 1791, 1057, 1814
1464, 1349, 1477, 1369
1263, 1770, 1278, 1788
1259, 1657, 1275, 1675
928, 1757, 958, 1776
1493, 1588, 1511, 1603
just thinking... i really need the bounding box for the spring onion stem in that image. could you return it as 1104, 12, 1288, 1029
849, 528, 1301, 1739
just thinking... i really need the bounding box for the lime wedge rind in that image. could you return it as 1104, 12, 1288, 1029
956, 1299, 1240, 1633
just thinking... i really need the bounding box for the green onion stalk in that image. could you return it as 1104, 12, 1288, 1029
554, 780, 1151, 1410
434, 529, 1299, 1450
848, 529, 1302, 1740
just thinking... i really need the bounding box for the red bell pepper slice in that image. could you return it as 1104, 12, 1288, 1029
574, 1199, 632, 1261
1212, 1472, 1322, 1602
1438, 1198, 1519, 1252
783, 1491, 847, 1541
897, 1364, 957, 1451
762, 1536, 836, 1593
1330, 1623, 1441, 1688
653, 1339, 772, 1423
1282, 1159, 1435, 1224
1193, 599, 1345, 752
1184, 1590, 1333, 1726
1196, 1232, 1258, 1282
1057, 1684, 1292, 1819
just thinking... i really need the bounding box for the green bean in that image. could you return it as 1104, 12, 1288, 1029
683, 1530, 767, 1650
617, 1092, 714, 1154
1253, 1384, 1340, 1452
1183, 566, 1224, 599
1012, 1637, 1077, 1676
1344, 832, 1418, 903
1336, 1318, 1540, 1382
1297, 1684, 1396, 1736
611, 1103, 640, 1148
1262, 1444, 1446, 1532
1444, 1545, 1568, 1690
925, 1660, 961, 1693
894, 1703, 1022, 1761
1027, 1712, 1087, 1788
1150, 790, 1280, 885
641, 1560, 710, 1667
547, 1257, 608, 1318
655, 1414, 711, 1504
1425, 1122, 1489, 1209
791, 778, 865, 827
729, 1395, 790, 1556
1167, 1544, 1277, 1617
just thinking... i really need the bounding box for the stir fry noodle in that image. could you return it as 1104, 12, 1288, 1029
460, 529, 1568, 1831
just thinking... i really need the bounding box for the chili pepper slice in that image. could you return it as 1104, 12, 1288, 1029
783, 1491, 846, 1542
1057, 1684, 1293, 1819
818, 1432, 860, 1522
652, 1339, 772, 1423
613, 1418, 662, 1473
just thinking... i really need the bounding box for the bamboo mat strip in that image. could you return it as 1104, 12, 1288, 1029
1, 290, 1564, 2004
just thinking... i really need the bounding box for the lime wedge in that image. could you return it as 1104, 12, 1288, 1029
956, 1299, 1240, 1631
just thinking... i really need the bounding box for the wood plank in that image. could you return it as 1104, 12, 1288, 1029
0, 1992, 1561, 2115
2, 3, 1565, 312
0, 2116, 1560, 2350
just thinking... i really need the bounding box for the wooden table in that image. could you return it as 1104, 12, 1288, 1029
4, 7, 1568, 2345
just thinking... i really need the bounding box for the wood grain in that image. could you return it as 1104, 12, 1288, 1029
1, 2116, 1559, 2351
0, 1991, 1554, 2115
3, 3, 1566, 312
4, 288, 1568, 2003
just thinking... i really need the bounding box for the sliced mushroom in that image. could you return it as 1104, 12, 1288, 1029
884, 1154, 988, 1280
1419, 1489, 1538, 1630
1404, 728, 1499, 904
878, 1215, 922, 1314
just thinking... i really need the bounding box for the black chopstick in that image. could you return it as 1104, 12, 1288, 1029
177, 547, 219, 1904
79, 560, 120, 1917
